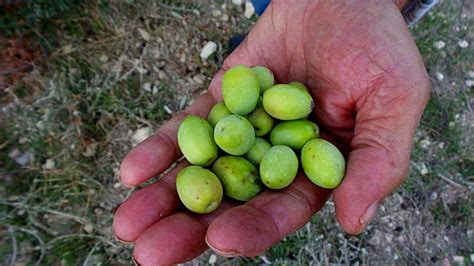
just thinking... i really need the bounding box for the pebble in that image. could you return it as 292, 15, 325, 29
435, 72, 444, 81
208, 254, 217, 264
465, 80, 474, 87
419, 139, 431, 149
212, 10, 221, 17
142, 82, 152, 92
417, 162, 429, 175
137, 28, 150, 41
452, 256, 464, 265
200, 41, 217, 60
467, 70, 474, 79
43, 158, 55, 170
244, 2, 255, 18
84, 223, 94, 233
471, 254, 474, 263
9, 150, 34, 166
231, 0, 243, 6
132, 127, 151, 145
433, 40, 446, 49
164, 105, 173, 114
457, 40, 469, 48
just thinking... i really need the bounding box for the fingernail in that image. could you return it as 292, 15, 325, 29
356, 200, 379, 234
112, 227, 134, 245
205, 235, 239, 257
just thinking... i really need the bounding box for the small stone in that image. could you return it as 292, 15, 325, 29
231, 0, 242, 6
466, 80, 474, 87
132, 127, 151, 145
244, 2, 255, 18
152, 85, 159, 95
222, 14, 229, 22
138, 28, 150, 41
470, 254, 474, 263
113, 182, 122, 189
13, 151, 34, 166
212, 10, 221, 17
164, 105, 173, 114
84, 223, 94, 233
452, 256, 464, 265
417, 162, 429, 175
82, 143, 98, 158
419, 139, 431, 149
433, 41, 446, 49
467, 71, 474, 79
435, 72, 444, 81
457, 40, 469, 48
142, 83, 152, 92
437, 142, 445, 149
43, 159, 55, 170
200, 41, 217, 60
99, 54, 108, 62
208, 254, 217, 264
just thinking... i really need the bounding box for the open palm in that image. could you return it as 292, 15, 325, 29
113, 1, 430, 264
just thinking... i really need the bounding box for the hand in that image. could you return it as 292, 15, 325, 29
112, 0, 430, 264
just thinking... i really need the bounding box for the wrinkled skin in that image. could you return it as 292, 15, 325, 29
113, 0, 430, 264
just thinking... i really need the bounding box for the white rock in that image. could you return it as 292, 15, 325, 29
142, 82, 152, 92
419, 139, 431, 149
231, 0, 243, 6
13, 151, 34, 166
84, 223, 94, 233
244, 2, 255, 18
200, 41, 217, 60
467, 70, 474, 79
43, 159, 55, 170
212, 10, 221, 17
132, 127, 151, 145
435, 72, 444, 81
470, 254, 474, 263
164, 105, 173, 114
417, 162, 429, 175
208, 254, 217, 264
152, 85, 159, 95
99, 54, 108, 62
222, 14, 229, 22
466, 80, 474, 87
457, 40, 469, 48
138, 28, 150, 41
452, 256, 464, 265
433, 40, 446, 49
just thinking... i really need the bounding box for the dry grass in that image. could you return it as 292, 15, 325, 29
0, 0, 472, 265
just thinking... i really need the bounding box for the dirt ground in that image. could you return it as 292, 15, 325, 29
0, 0, 473, 265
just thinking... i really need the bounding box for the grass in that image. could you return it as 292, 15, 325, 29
0, 0, 473, 265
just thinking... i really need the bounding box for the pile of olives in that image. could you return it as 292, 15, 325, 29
176, 65, 345, 214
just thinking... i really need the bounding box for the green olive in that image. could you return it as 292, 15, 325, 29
208, 102, 231, 127
212, 156, 261, 201
247, 107, 274, 136
176, 166, 223, 214
301, 139, 346, 189
222, 65, 260, 115
263, 84, 314, 120
214, 115, 255, 155
288, 81, 309, 92
251, 66, 274, 95
245, 137, 272, 165
177, 115, 218, 166
260, 145, 298, 189
270, 120, 319, 150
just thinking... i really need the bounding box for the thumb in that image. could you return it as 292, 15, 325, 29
333, 72, 430, 235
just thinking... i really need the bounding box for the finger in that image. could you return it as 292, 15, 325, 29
205, 173, 331, 257
133, 201, 237, 265
113, 162, 188, 242
120, 93, 216, 187
333, 69, 430, 234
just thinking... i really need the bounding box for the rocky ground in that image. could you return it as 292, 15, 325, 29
0, 0, 472, 265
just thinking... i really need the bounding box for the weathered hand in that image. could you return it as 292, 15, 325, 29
113, 0, 430, 264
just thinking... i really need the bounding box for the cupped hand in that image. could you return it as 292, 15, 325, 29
113, 0, 430, 264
